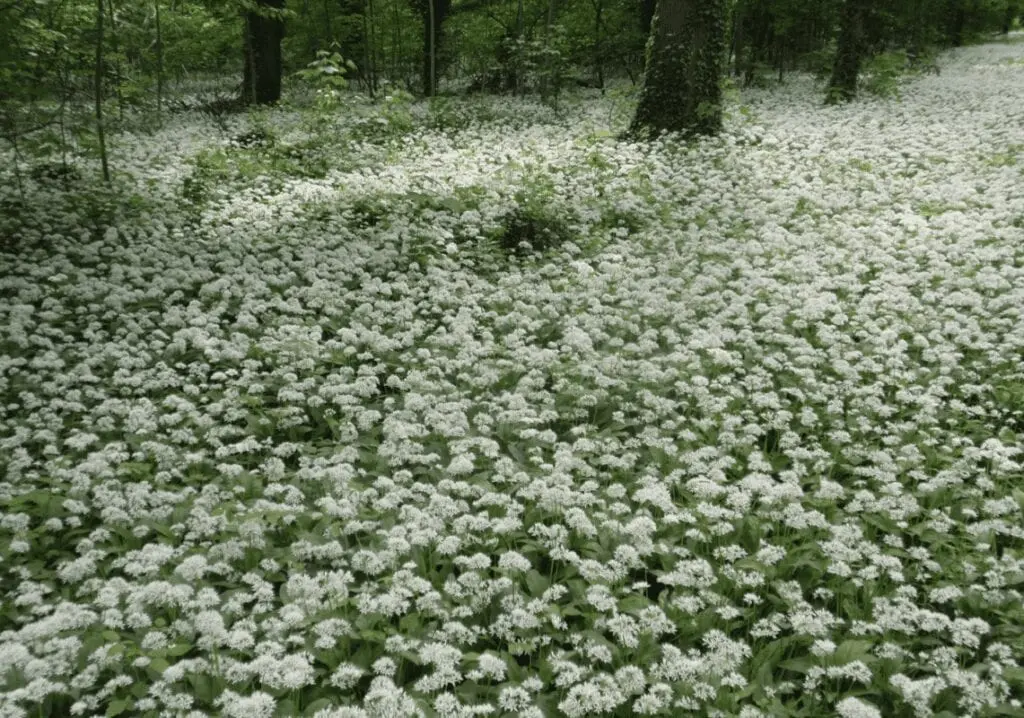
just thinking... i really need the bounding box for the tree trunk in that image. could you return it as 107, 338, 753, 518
243, 0, 286, 105
107, 0, 125, 120
412, 0, 449, 95
592, 0, 605, 91
827, 0, 869, 104
155, 0, 164, 120
640, 0, 656, 36
728, 3, 742, 76
629, 0, 727, 138
94, 0, 110, 182
945, 0, 965, 46
365, 0, 378, 96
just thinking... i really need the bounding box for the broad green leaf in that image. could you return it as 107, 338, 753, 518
832, 639, 875, 665
525, 569, 549, 596
617, 594, 650, 613
106, 699, 131, 717
304, 698, 334, 716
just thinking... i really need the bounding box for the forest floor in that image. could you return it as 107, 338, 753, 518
1, 36, 1024, 718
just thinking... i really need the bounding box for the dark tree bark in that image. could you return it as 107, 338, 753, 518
94, 0, 110, 182
827, 0, 870, 104
591, 0, 605, 90
728, 1, 742, 76
640, 0, 656, 36
944, 0, 966, 46
243, 0, 286, 105
410, 0, 450, 95
628, 0, 727, 138
155, 0, 164, 119
1003, 2, 1020, 34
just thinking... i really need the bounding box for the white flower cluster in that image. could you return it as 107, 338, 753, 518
1, 36, 1023, 718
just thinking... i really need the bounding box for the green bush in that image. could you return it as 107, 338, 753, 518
862, 50, 909, 98
497, 205, 574, 255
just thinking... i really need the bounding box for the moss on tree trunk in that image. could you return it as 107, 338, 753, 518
628, 0, 727, 139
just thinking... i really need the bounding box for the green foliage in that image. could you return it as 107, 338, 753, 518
346, 89, 416, 143
497, 205, 574, 255
496, 30, 572, 103
296, 47, 357, 96
426, 95, 488, 132
495, 171, 575, 255
861, 50, 908, 98
294, 46, 357, 136
181, 133, 334, 211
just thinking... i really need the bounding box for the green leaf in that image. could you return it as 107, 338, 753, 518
399, 613, 422, 634
106, 699, 131, 717
399, 650, 423, 665
188, 673, 216, 703
359, 629, 387, 644
1002, 666, 1024, 686
617, 594, 650, 613
748, 636, 798, 688
862, 513, 900, 535
779, 656, 816, 675
304, 698, 334, 716
832, 639, 875, 665
166, 643, 192, 657
525, 569, 549, 596
102, 630, 121, 642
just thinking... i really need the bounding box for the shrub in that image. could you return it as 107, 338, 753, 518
862, 51, 909, 98
497, 205, 574, 255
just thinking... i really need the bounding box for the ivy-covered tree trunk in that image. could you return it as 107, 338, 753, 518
243, 0, 286, 105
827, 0, 870, 104
628, 0, 726, 138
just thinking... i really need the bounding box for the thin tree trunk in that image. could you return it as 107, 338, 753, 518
629, 0, 727, 138
9, 133, 25, 201
392, 0, 400, 81
366, 0, 378, 95
155, 0, 164, 120
107, 0, 125, 120
1003, 2, 1017, 34
94, 0, 110, 183
513, 0, 523, 95
321, 0, 332, 55
541, 0, 555, 98
428, 0, 435, 94
728, 3, 742, 76
592, 0, 605, 91
417, 0, 449, 95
